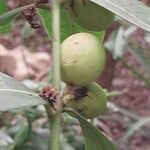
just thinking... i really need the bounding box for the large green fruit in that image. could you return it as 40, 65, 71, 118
61, 33, 105, 86
65, 82, 107, 119
65, 0, 114, 31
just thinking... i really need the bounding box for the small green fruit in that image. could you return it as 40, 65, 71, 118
66, 0, 114, 31
61, 33, 105, 86
66, 82, 107, 119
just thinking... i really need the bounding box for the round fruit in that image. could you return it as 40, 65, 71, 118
65, 82, 107, 119
61, 33, 105, 86
65, 0, 114, 31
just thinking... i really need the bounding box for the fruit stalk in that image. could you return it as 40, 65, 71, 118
45, 0, 62, 150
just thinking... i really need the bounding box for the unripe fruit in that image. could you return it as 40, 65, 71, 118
65, 0, 114, 31
61, 33, 105, 86
66, 82, 107, 119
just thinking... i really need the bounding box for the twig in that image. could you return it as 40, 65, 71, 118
38, 4, 50, 10
107, 102, 139, 120
120, 58, 150, 87
117, 117, 150, 149
106, 90, 127, 97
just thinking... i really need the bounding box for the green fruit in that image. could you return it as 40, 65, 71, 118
61, 32, 105, 86
66, 82, 107, 119
66, 0, 114, 31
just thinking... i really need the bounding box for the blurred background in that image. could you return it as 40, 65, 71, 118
0, 0, 150, 149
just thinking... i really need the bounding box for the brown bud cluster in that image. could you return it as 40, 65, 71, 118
39, 86, 58, 109
23, 6, 40, 29
22, 0, 49, 29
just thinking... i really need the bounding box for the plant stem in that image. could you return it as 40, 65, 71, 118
51, 1, 61, 88
120, 58, 150, 87
45, 0, 62, 150
106, 90, 126, 97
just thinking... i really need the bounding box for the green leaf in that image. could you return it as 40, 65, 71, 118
37, 7, 104, 42
64, 108, 116, 150
78, 117, 116, 150
8, 123, 30, 150
37, 8, 52, 40
0, 4, 34, 27
0, 72, 46, 111
0, 0, 11, 34
67, 114, 115, 150
90, 0, 150, 32
0, 24, 11, 34
0, 0, 8, 14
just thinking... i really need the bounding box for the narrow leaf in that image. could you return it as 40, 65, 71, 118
37, 9, 52, 39
90, 0, 150, 32
78, 117, 116, 150
0, 72, 46, 111
0, 24, 11, 34
8, 123, 30, 150
0, 4, 34, 27
126, 45, 150, 74
38, 7, 104, 41
64, 108, 116, 150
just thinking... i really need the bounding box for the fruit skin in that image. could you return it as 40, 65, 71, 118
65, 82, 107, 119
61, 32, 105, 86
66, 0, 114, 31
